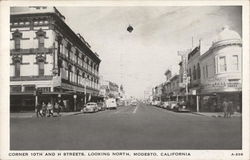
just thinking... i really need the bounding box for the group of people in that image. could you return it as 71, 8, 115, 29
36, 100, 64, 117
222, 98, 234, 118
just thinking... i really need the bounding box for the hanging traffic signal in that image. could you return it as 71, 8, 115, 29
127, 25, 133, 33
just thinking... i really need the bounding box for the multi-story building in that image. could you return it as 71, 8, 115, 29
187, 44, 201, 111
10, 7, 101, 111
163, 65, 179, 101
199, 26, 242, 112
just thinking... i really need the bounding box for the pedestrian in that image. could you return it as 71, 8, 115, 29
47, 102, 53, 117
35, 102, 42, 117
42, 102, 47, 117
228, 101, 234, 118
222, 99, 229, 118
54, 102, 60, 116
59, 100, 64, 113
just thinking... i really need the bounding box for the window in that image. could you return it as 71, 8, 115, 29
219, 56, 227, 72
193, 66, 196, 80
38, 61, 44, 76
232, 55, 239, 71
197, 63, 200, 79
206, 65, 208, 78
24, 85, 36, 92
14, 61, 20, 77
12, 30, 22, 50
203, 66, 205, 79
36, 29, 46, 49
10, 85, 22, 92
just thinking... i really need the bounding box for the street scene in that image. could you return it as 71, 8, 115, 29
11, 103, 241, 150
9, 6, 242, 150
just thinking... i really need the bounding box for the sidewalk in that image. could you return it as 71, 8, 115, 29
10, 111, 82, 118
191, 112, 242, 118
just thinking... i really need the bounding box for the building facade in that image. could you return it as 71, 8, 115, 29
187, 45, 201, 111
10, 7, 101, 111
199, 26, 242, 112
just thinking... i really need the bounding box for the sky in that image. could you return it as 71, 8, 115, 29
57, 6, 242, 98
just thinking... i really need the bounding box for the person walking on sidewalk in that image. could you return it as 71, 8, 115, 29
47, 102, 53, 117
42, 102, 47, 117
35, 102, 43, 117
228, 101, 234, 118
222, 99, 229, 118
54, 102, 60, 116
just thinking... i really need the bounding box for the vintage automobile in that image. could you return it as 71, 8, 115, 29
167, 101, 179, 110
161, 102, 170, 109
81, 102, 99, 113
173, 101, 191, 112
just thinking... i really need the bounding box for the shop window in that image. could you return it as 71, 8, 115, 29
10, 85, 22, 92
38, 61, 44, 76
219, 56, 227, 72
24, 85, 36, 92
232, 55, 239, 71
12, 30, 22, 50
36, 29, 46, 49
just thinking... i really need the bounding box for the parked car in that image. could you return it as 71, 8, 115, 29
174, 101, 191, 112
167, 101, 179, 110
162, 102, 170, 109
97, 102, 106, 111
81, 102, 99, 113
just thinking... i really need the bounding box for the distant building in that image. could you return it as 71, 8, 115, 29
99, 80, 119, 99
163, 65, 179, 101
10, 7, 101, 112
199, 26, 242, 112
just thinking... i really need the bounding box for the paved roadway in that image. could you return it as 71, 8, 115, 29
10, 103, 242, 150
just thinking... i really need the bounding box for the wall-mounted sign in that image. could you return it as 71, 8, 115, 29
202, 77, 241, 92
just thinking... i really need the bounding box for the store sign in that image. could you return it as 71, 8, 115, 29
202, 77, 241, 91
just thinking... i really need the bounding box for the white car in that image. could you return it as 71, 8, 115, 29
81, 102, 99, 113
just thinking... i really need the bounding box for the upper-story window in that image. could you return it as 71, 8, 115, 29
67, 43, 71, 60
36, 29, 46, 49
12, 30, 23, 50
218, 56, 227, 72
193, 66, 196, 80
14, 61, 21, 77
197, 63, 200, 79
38, 61, 44, 76
232, 55, 239, 71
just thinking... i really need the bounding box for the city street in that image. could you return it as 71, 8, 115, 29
10, 103, 242, 150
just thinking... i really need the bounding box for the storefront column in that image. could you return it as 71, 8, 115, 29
196, 95, 199, 112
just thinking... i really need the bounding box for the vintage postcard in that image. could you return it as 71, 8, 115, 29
0, 0, 249, 160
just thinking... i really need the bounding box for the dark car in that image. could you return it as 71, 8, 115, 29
173, 101, 191, 112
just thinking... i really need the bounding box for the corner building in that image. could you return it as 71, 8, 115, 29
199, 26, 242, 112
10, 7, 101, 111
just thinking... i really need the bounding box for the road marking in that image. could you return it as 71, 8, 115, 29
133, 106, 138, 114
